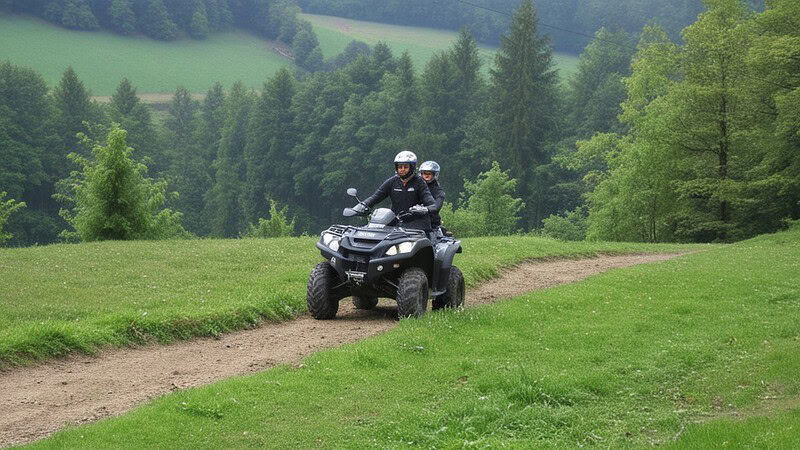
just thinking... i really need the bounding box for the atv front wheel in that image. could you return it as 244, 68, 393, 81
307, 262, 341, 319
433, 266, 465, 310
396, 267, 429, 318
352, 296, 379, 309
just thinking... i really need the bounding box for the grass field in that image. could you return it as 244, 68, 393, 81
0, 14, 293, 96
18, 227, 800, 448
0, 236, 696, 369
302, 13, 581, 78
0, 13, 580, 98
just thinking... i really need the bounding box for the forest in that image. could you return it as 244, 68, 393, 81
1, 0, 798, 247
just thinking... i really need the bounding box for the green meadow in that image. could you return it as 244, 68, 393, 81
1, 13, 580, 98
0, 236, 694, 369
15, 227, 799, 448
302, 13, 581, 78
0, 14, 293, 96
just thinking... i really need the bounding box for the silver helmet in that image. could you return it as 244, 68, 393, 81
394, 151, 417, 178
419, 160, 440, 180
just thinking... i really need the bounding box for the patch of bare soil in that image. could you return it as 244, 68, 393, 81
0, 253, 683, 448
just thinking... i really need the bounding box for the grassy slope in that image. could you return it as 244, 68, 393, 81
302, 13, 580, 78
0, 14, 292, 96
25, 228, 800, 448
0, 236, 694, 368
0, 13, 579, 97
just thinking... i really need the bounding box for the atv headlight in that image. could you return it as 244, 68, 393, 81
386, 241, 414, 256
398, 242, 414, 253
322, 233, 340, 251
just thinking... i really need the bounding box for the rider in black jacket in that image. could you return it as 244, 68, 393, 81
353, 151, 436, 231
419, 160, 445, 236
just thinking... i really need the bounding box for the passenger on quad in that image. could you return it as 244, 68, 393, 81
419, 160, 445, 239
352, 151, 436, 232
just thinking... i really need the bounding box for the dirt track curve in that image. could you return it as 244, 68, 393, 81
0, 253, 684, 448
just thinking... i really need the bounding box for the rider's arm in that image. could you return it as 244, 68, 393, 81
362, 177, 394, 208
429, 188, 445, 214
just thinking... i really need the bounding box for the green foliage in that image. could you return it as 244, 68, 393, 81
55, 124, 186, 242
141, 0, 178, 40
442, 162, 524, 237
0, 191, 25, 244
490, 0, 560, 228
541, 206, 587, 241
107, 0, 136, 34
61, 0, 99, 30
244, 199, 296, 238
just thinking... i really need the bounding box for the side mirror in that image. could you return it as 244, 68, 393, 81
346, 188, 358, 197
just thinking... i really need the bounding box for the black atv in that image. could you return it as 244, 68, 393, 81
307, 188, 464, 319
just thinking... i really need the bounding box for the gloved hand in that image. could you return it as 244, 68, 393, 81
352, 202, 368, 213
409, 204, 429, 215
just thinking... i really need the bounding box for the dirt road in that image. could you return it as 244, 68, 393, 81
0, 253, 683, 447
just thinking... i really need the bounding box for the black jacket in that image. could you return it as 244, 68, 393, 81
426, 180, 445, 228
363, 174, 435, 230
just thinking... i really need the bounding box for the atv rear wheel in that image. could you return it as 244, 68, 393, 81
433, 265, 465, 310
307, 262, 341, 320
352, 296, 379, 309
396, 267, 429, 318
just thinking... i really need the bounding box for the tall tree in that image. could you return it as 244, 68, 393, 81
0, 62, 62, 245
164, 86, 210, 235
243, 68, 296, 225
108, 78, 163, 174
197, 82, 226, 173
490, 0, 560, 228
205, 81, 253, 237
52, 66, 102, 164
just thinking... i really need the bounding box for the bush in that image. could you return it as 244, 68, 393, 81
0, 191, 26, 245
245, 200, 296, 238
440, 162, 524, 237
54, 124, 187, 242
541, 207, 588, 241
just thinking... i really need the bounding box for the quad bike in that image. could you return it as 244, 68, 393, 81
307, 188, 464, 319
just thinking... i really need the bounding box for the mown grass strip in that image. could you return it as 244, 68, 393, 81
1, 236, 695, 368
24, 228, 799, 448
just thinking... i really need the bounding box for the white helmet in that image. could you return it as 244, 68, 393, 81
394, 151, 417, 179
419, 160, 440, 181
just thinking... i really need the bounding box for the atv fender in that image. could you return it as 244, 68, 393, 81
432, 240, 462, 294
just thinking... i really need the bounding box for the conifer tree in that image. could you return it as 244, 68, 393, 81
205, 81, 252, 237
490, 0, 559, 228
243, 68, 296, 225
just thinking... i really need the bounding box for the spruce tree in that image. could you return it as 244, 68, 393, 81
205, 81, 252, 237
243, 68, 296, 225
490, 0, 559, 229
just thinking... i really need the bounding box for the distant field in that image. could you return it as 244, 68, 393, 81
302, 13, 580, 78
0, 13, 580, 98
0, 14, 294, 96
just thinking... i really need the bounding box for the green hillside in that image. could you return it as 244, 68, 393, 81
0, 14, 293, 96
0, 13, 579, 98
22, 227, 800, 448
302, 13, 580, 77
